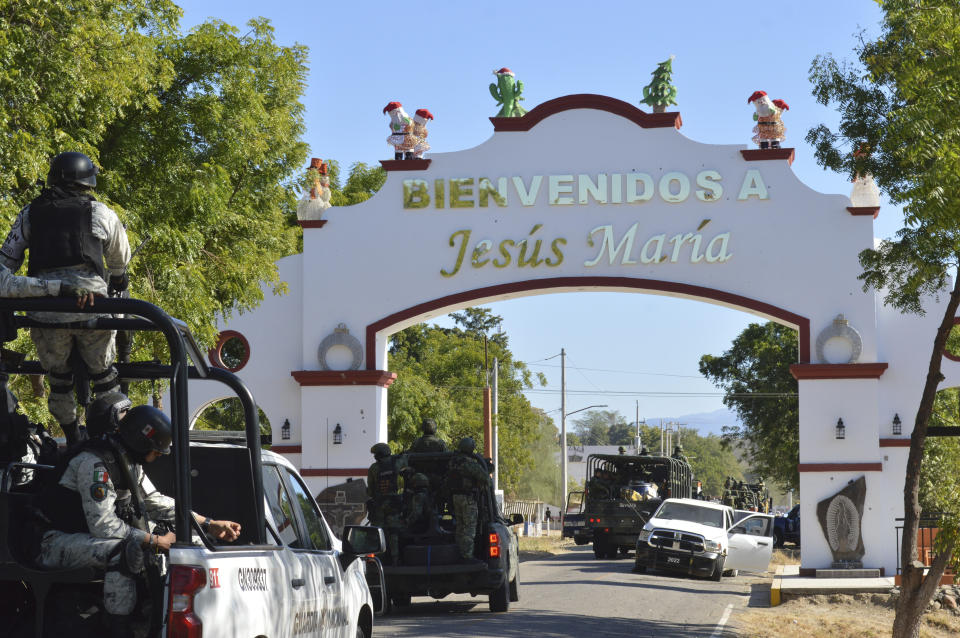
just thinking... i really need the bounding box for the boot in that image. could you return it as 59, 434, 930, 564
771, 140, 781, 149
394, 151, 402, 160
759, 141, 769, 149
404, 152, 415, 160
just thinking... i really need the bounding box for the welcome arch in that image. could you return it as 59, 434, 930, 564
188, 94, 960, 575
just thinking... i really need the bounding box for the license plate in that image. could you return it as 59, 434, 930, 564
666, 557, 680, 564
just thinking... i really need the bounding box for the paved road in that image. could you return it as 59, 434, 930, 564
374, 546, 761, 637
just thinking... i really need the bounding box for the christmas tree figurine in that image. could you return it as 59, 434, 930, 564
640, 56, 678, 113
490, 68, 527, 118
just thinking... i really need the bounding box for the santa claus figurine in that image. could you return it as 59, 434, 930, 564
748, 91, 788, 149
296, 157, 331, 220
384, 101, 420, 160
412, 108, 433, 159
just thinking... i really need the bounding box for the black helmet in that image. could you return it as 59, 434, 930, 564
421, 418, 437, 435
86, 392, 132, 438
118, 405, 172, 456
48, 152, 98, 188
371, 442, 391, 459
457, 437, 475, 454
409, 473, 429, 489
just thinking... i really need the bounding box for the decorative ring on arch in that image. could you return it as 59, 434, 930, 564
317, 324, 363, 371
815, 315, 862, 364
208, 330, 251, 372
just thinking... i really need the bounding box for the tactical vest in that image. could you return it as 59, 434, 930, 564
37, 440, 135, 534
446, 454, 481, 494
26, 190, 105, 279
374, 457, 399, 496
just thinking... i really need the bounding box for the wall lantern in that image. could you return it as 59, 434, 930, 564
892, 414, 902, 436
281, 419, 291, 440
333, 423, 343, 444
835, 418, 846, 440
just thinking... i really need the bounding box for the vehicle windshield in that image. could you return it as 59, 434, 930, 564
654, 502, 724, 528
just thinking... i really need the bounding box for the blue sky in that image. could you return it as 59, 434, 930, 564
177, 1, 897, 432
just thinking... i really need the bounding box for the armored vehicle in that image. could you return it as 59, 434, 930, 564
376, 451, 522, 612
583, 453, 694, 559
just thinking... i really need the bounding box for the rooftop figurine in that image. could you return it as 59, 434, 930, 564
296, 157, 331, 220
490, 68, 527, 118
384, 102, 422, 160
748, 91, 788, 149
640, 56, 678, 113
412, 108, 433, 159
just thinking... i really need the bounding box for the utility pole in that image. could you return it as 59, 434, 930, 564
560, 348, 567, 514
492, 357, 499, 492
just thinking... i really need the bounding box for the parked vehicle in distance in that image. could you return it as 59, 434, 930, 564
562, 491, 590, 545
633, 497, 774, 581
773, 504, 801, 547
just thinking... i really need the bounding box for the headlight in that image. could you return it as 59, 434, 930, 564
638, 529, 652, 542
704, 539, 722, 552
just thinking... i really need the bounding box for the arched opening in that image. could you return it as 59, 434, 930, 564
191, 396, 271, 435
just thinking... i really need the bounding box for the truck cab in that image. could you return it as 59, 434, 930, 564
0, 296, 384, 637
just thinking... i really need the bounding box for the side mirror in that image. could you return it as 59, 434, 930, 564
343, 525, 386, 555
509, 513, 524, 525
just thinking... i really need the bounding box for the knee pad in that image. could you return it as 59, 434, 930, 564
91, 366, 120, 394
49, 370, 74, 394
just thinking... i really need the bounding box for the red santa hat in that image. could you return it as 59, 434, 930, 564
747, 90, 767, 104
382, 101, 403, 114
414, 108, 434, 121
495, 67, 514, 76
772, 99, 790, 111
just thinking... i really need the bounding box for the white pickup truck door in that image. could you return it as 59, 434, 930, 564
725, 513, 774, 573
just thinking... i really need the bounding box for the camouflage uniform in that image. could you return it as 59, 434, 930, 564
0, 264, 61, 297
446, 450, 490, 559
0, 193, 130, 430
367, 449, 406, 563
409, 433, 448, 453
37, 448, 174, 615
403, 474, 433, 534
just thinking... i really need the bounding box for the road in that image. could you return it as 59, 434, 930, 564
374, 545, 762, 637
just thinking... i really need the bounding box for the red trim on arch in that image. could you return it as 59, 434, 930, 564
489, 94, 681, 132
269, 445, 302, 454
301, 468, 367, 477
789, 363, 888, 380
379, 159, 432, 172
740, 148, 795, 165
879, 439, 910, 447
847, 206, 880, 219
365, 277, 810, 369
297, 220, 327, 229
291, 370, 396, 387
798, 462, 883, 472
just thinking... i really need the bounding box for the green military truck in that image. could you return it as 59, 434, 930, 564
583, 453, 694, 559
722, 478, 771, 513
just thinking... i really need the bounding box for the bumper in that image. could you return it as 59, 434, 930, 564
634, 544, 721, 578
591, 529, 641, 547
383, 563, 506, 597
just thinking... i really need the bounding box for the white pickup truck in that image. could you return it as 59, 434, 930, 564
632, 497, 774, 580
0, 296, 385, 638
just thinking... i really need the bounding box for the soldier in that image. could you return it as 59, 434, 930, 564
0, 263, 93, 302
638, 446, 651, 456
409, 417, 448, 453
618, 446, 626, 455
0, 152, 131, 446
84, 391, 132, 439
672, 444, 688, 463
403, 473, 434, 534
366, 442, 405, 563
446, 437, 490, 562
35, 405, 240, 636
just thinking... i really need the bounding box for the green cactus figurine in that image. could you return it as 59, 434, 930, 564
641, 56, 678, 113
490, 67, 527, 118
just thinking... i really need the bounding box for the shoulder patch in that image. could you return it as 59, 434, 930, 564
90, 483, 108, 502
93, 466, 110, 484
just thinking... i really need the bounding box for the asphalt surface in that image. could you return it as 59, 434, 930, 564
373, 545, 760, 637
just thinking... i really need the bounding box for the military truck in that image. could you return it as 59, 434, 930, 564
583, 452, 694, 559
0, 296, 384, 637
376, 451, 523, 613
722, 478, 771, 513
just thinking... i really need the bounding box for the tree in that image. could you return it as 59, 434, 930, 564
640, 56, 678, 113
572, 409, 626, 445
325, 160, 386, 207
698, 322, 799, 491
807, 3, 960, 634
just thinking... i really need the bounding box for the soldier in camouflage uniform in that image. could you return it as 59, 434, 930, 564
0, 152, 131, 446
0, 263, 91, 301
403, 473, 433, 534
36, 404, 240, 636
446, 437, 490, 561
366, 442, 406, 564
409, 417, 448, 453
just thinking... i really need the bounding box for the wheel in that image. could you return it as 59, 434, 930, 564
489, 573, 510, 612
593, 541, 605, 559
605, 545, 619, 559
723, 568, 739, 577
632, 560, 647, 574
710, 558, 724, 582
390, 594, 411, 608
773, 530, 784, 548
508, 575, 519, 602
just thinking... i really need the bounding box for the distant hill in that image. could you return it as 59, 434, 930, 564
643, 407, 739, 437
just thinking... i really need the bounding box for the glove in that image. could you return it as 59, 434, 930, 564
108, 272, 129, 296
59, 283, 91, 298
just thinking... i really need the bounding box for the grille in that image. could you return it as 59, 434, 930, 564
648, 529, 706, 552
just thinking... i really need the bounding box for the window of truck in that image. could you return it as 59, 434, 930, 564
655, 502, 725, 528
263, 464, 302, 547
282, 467, 331, 551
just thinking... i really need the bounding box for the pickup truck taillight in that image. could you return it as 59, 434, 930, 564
169, 565, 205, 638
489, 532, 500, 558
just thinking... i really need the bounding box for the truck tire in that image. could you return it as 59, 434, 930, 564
489, 571, 510, 612
632, 560, 647, 574
508, 575, 519, 602
390, 594, 411, 608
593, 541, 605, 559
710, 558, 724, 582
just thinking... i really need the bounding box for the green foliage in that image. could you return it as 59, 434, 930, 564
192, 398, 271, 434
326, 160, 386, 207
386, 307, 550, 499
920, 389, 960, 575
572, 410, 626, 446
698, 322, 799, 491
640, 57, 678, 110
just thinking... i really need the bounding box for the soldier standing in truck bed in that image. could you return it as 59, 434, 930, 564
446, 437, 490, 562
409, 417, 448, 453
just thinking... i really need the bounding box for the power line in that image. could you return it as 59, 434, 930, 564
528, 362, 704, 379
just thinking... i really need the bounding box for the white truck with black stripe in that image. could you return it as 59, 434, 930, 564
0, 296, 386, 638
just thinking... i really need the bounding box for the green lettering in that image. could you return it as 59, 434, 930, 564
441, 229, 471, 277
493, 239, 515, 268
450, 178, 475, 208
403, 179, 429, 209
546, 237, 566, 267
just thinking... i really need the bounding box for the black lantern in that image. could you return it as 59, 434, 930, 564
892, 414, 902, 436
281, 419, 291, 440
333, 423, 343, 444
835, 418, 846, 440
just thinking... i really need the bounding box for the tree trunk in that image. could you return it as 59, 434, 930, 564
893, 273, 960, 638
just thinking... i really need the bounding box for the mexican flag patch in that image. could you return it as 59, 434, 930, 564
93, 467, 109, 484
